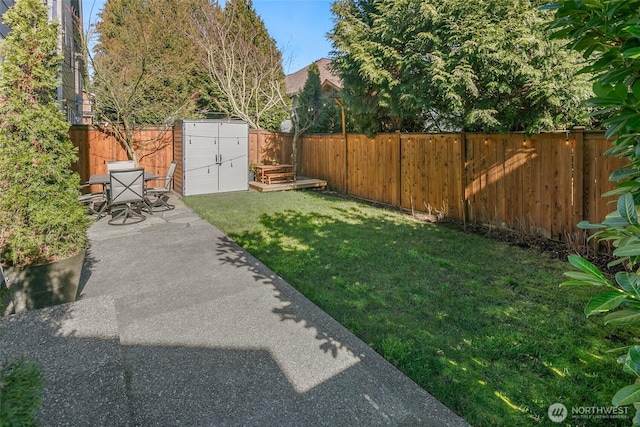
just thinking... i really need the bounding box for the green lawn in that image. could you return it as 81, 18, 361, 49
185, 190, 635, 426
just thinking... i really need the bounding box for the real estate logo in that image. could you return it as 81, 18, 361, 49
548, 402, 630, 422
548, 403, 568, 423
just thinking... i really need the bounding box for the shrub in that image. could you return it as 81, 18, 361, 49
546, 0, 640, 423
0, 0, 90, 267
0, 358, 44, 426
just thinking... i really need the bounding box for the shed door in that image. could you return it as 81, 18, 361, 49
183, 123, 219, 196
217, 122, 248, 193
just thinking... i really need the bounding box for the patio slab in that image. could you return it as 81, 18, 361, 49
0, 295, 129, 426
4, 193, 470, 426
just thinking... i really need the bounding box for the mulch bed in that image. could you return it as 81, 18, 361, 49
435, 217, 620, 275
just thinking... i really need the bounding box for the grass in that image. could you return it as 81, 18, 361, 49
0, 358, 44, 425
185, 190, 636, 426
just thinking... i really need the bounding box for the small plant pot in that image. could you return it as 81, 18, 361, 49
2, 250, 86, 315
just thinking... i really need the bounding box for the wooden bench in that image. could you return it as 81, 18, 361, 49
266, 172, 296, 185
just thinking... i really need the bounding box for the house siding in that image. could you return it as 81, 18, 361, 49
0, 0, 85, 124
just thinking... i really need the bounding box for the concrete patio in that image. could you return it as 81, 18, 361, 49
0, 194, 469, 426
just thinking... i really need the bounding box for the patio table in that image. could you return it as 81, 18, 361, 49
88, 171, 159, 185
87, 171, 159, 220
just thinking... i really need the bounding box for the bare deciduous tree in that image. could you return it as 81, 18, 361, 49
84, 0, 202, 163
185, 0, 289, 131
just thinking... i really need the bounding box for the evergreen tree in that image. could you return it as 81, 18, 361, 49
92, 0, 202, 161
330, 0, 592, 134
0, 0, 89, 266
290, 63, 323, 172
330, 0, 396, 136
295, 64, 342, 134
310, 98, 342, 134
294, 64, 324, 134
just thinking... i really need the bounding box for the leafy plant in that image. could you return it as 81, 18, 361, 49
0, 358, 44, 426
546, 0, 640, 423
0, 0, 90, 267
249, 162, 263, 173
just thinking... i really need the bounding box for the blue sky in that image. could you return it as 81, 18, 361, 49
82, 0, 334, 74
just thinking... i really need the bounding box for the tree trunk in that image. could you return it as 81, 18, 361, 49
292, 131, 300, 175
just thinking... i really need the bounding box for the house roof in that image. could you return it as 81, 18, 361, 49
284, 58, 343, 96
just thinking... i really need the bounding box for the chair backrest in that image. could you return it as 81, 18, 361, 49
107, 160, 136, 172
0, 262, 6, 289
109, 168, 145, 205
163, 161, 178, 190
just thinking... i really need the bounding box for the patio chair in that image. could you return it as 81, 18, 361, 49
107, 168, 151, 225
104, 160, 137, 195
107, 160, 136, 171
0, 259, 6, 289
78, 183, 108, 218
145, 161, 177, 211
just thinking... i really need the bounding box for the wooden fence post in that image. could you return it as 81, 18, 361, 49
344, 132, 349, 196
572, 126, 585, 229
398, 133, 402, 210
460, 131, 468, 225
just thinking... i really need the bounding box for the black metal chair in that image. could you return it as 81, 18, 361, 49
0, 259, 9, 315
107, 168, 151, 225
145, 161, 177, 211
78, 183, 108, 218
104, 160, 137, 200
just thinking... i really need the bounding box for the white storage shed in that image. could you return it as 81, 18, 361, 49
174, 119, 249, 196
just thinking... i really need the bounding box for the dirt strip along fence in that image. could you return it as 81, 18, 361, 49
71, 125, 625, 242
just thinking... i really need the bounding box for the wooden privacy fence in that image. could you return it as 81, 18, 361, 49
249, 129, 293, 166
70, 126, 293, 192
70, 125, 174, 193
296, 130, 625, 241
70, 125, 625, 241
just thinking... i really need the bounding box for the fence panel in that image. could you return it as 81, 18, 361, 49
400, 134, 464, 219
583, 132, 626, 226
70, 125, 173, 193
249, 130, 292, 165
465, 134, 500, 230
345, 134, 400, 205
173, 125, 184, 195
69, 126, 90, 184
463, 133, 577, 239
379, 134, 401, 205
297, 134, 346, 192
298, 135, 321, 182
539, 133, 575, 239
322, 134, 347, 193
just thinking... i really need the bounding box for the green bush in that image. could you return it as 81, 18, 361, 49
0, 0, 90, 267
0, 358, 44, 426
546, 0, 640, 424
